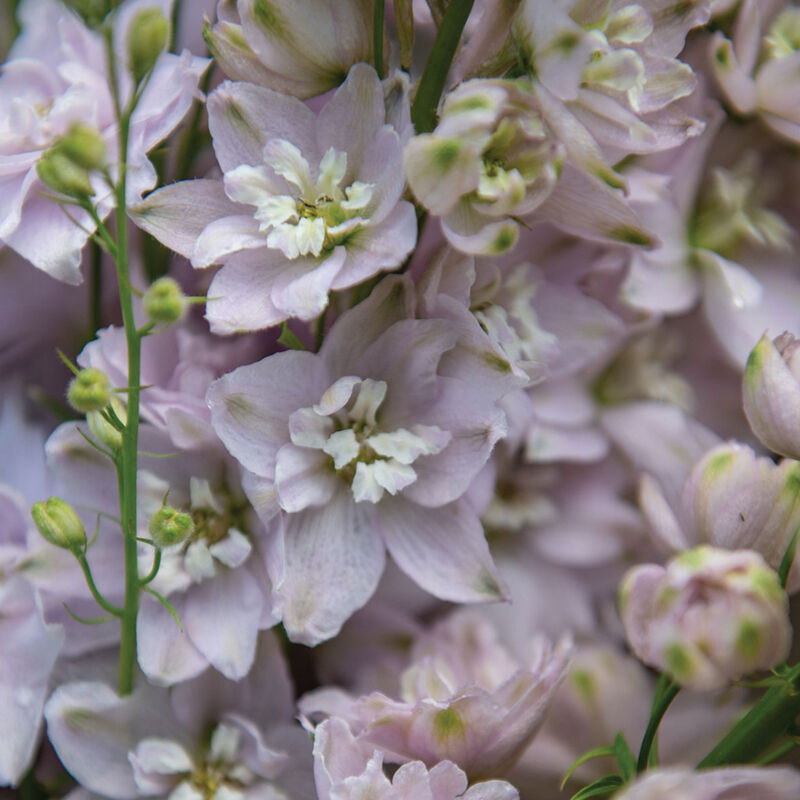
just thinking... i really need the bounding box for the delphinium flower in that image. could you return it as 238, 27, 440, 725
404, 76, 655, 256
0, 0, 208, 282
208, 275, 521, 644
619, 545, 791, 690
709, 0, 800, 143
202, 0, 375, 98
301, 609, 570, 778
312, 716, 520, 800
44, 633, 315, 800
635, 441, 800, 589
743, 330, 800, 460
134, 62, 417, 333
612, 765, 800, 799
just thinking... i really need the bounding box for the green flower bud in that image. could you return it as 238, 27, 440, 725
127, 8, 169, 83
144, 277, 188, 324
149, 506, 194, 547
67, 368, 112, 413
87, 396, 127, 452
58, 123, 106, 171
31, 497, 87, 554
37, 149, 94, 199
63, 0, 108, 28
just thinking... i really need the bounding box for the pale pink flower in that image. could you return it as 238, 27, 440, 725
208, 276, 519, 644
0, 0, 208, 282
134, 63, 417, 333
619, 546, 791, 690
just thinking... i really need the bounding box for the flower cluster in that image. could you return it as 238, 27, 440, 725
4, 1, 800, 799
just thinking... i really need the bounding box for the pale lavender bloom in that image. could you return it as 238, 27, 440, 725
0, 0, 208, 282
619, 546, 791, 691
635, 441, 800, 590
313, 717, 519, 800
208, 276, 519, 644
79, 323, 263, 451
301, 610, 570, 779
44, 633, 314, 800
404, 77, 655, 256
613, 765, 800, 799
618, 112, 799, 367
743, 331, 800, 460
134, 63, 417, 333
203, 0, 373, 98
0, 488, 64, 787
710, 0, 800, 143
511, 0, 709, 156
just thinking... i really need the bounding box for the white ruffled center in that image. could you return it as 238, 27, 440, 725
225, 139, 374, 259
289, 377, 451, 504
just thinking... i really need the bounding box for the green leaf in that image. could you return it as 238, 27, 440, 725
278, 322, 308, 351
613, 732, 636, 782
561, 746, 616, 790
570, 774, 624, 800
778, 527, 799, 589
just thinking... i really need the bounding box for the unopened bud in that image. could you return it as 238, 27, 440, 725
619, 546, 791, 691
144, 277, 187, 324
67, 368, 112, 413
58, 123, 106, 171
149, 506, 194, 547
37, 150, 94, 199
744, 332, 800, 460
127, 8, 169, 83
31, 497, 87, 554
87, 396, 127, 452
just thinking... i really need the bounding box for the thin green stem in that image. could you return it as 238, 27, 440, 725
637, 676, 680, 773
138, 548, 162, 586
373, 0, 385, 79
410, 0, 475, 133
104, 25, 145, 695
89, 240, 103, 338
77, 555, 123, 616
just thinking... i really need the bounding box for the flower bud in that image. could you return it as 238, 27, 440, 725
619, 546, 791, 691
614, 765, 800, 800
148, 506, 194, 547
31, 497, 87, 554
67, 368, 112, 413
743, 332, 800, 459
127, 8, 169, 83
37, 150, 94, 199
87, 396, 127, 452
143, 277, 187, 324
58, 123, 106, 171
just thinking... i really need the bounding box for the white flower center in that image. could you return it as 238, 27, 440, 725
289, 377, 450, 504
224, 139, 374, 260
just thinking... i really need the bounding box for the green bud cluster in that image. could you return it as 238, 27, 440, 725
144, 277, 188, 324
67, 367, 112, 413
36, 123, 106, 199
149, 505, 194, 547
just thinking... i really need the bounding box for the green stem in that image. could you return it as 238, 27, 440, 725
89, 240, 103, 338
410, 0, 475, 133
106, 27, 144, 696
373, 0, 385, 79
77, 555, 123, 616
637, 676, 680, 773
699, 665, 800, 767
138, 547, 162, 586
